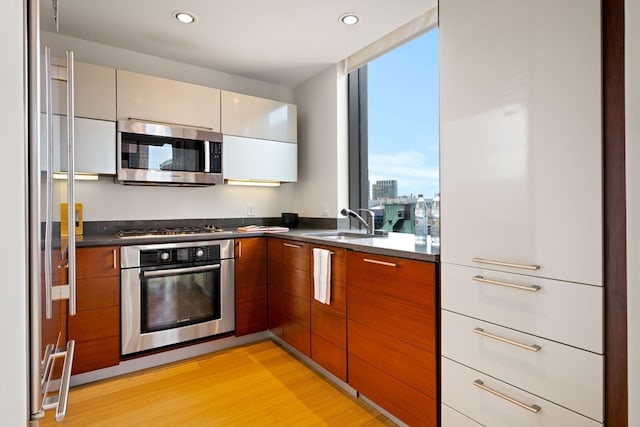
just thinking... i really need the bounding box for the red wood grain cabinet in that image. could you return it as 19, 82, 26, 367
347, 251, 437, 427
67, 245, 120, 375
234, 238, 268, 336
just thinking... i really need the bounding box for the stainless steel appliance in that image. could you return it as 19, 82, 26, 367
120, 239, 235, 355
28, 1, 77, 423
117, 120, 223, 186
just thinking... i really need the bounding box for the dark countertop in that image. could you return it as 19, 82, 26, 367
75, 228, 440, 263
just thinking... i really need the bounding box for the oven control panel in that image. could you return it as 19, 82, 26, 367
140, 245, 221, 266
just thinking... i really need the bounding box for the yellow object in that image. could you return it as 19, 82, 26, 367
60, 202, 83, 236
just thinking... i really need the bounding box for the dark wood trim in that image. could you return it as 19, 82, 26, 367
603, 0, 627, 425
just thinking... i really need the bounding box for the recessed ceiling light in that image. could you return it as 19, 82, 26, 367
173, 11, 197, 24
340, 13, 359, 25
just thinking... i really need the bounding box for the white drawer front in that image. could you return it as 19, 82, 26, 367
442, 357, 602, 427
442, 310, 603, 421
441, 263, 603, 353
442, 404, 483, 427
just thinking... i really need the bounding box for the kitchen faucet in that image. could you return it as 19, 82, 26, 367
341, 208, 375, 235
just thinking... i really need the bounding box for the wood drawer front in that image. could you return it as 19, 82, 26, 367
348, 251, 436, 306
236, 238, 266, 263
283, 268, 310, 298
268, 309, 284, 338
68, 306, 119, 341
442, 404, 483, 427
42, 249, 67, 284
236, 261, 267, 290
311, 280, 345, 313
349, 320, 436, 399
311, 306, 346, 348
76, 246, 119, 278
282, 241, 310, 271
268, 238, 283, 262
348, 285, 435, 353
283, 318, 310, 356
311, 245, 347, 282
76, 277, 119, 310
441, 263, 603, 353
349, 354, 436, 426
441, 357, 601, 427
283, 292, 310, 328
235, 299, 267, 336
311, 332, 347, 382
71, 336, 120, 375
442, 310, 603, 421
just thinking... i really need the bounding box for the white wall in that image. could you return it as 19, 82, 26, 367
0, 0, 28, 424
626, 0, 639, 424
293, 64, 349, 218
42, 31, 298, 221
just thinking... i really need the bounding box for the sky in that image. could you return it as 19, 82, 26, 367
367, 28, 439, 199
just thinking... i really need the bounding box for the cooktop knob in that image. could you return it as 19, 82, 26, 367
195, 248, 205, 258
160, 252, 170, 261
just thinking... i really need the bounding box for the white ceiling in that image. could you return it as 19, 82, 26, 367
40, 0, 436, 87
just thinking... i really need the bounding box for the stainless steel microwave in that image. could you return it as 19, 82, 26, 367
117, 120, 223, 186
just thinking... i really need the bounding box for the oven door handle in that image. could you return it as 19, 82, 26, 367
141, 264, 221, 278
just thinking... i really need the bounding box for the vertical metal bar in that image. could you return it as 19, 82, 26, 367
66, 51, 76, 316
27, 0, 44, 421
44, 46, 53, 320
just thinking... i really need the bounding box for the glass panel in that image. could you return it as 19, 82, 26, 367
121, 133, 205, 172
141, 270, 220, 333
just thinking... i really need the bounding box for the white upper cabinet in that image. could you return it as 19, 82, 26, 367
221, 91, 297, 143
116, 70, 221, 131
49, 61, 116, 121
222, 135, 297, 183
439, 0, 602, 286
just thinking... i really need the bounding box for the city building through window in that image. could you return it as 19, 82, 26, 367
348, 28, 439, 235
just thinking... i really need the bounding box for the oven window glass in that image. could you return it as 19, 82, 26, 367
121, 133, 205, 172
140, 269, 221, 333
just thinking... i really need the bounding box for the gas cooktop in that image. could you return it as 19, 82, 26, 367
115, 225, 232, 239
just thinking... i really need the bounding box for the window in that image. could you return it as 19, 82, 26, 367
348, 29, 439, 234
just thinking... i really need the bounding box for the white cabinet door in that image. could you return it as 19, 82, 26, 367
44, 115, 116, 175
50, 61, 116, 121
222, 135, 297, 182
117, 70, 221, 131
221, 91, 297, 143
439, 0, 602, 286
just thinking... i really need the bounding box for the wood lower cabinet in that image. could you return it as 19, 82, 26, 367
347, 251, 437, 427
67, 246, 119, 375
281, 241, 311, 356
235, 238, 268, 336
310, 245, 347, 381
267, 239, 284, 338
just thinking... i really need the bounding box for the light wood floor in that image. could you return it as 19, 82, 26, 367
41, 340, 396, 426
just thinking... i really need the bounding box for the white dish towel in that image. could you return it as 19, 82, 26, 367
313, 248, 332, 304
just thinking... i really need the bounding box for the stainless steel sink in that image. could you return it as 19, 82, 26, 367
304, 231, 387, 240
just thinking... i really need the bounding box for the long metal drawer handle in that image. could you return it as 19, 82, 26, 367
363, 258, 397, 268
472, 257, 540, 271
473, 275, 540, 292
473, 380, 541, 413
283, 243, 302, 249
142, 264, 221, 278
473, 327, 541, 352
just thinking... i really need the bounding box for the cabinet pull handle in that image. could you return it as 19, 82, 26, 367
363, 258, 397, 268
284, 243, 302, 249
473, 327, 541, 352
113, 248, 117, 269
473, 380, 541, 413
238, 240, 242, 258
472, 257, 540, 271
473, 275, 540, 292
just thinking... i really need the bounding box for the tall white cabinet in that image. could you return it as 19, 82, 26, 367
439, 0, 603, 425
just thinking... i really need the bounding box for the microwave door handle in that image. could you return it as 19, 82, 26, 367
141, 264, 221, 278
204, 140, 210, 172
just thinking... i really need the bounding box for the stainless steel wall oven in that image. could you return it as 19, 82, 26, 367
121, 239, 235, 355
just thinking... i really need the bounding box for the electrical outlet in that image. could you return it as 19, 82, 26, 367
321, 202, 329, 217
247, 202, 256, 217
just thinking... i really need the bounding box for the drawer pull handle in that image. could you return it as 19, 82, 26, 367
473, 380, 541, 413
473, 328, 541, 352
473, 275, 540, 292
472, 257, 540, 271
363, 258, 397, 268
314, 248, 335, 255
283, 243, 302, 249
113, 248, 117, 270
